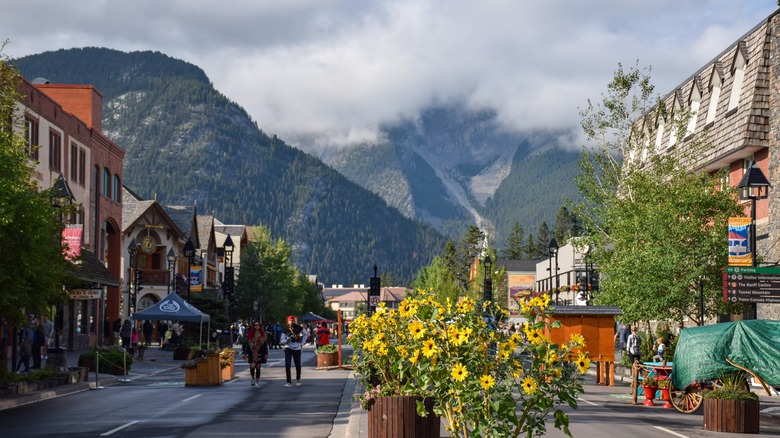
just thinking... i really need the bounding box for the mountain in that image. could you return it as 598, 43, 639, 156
321, 105, 581, 244
12, 48, 447, 285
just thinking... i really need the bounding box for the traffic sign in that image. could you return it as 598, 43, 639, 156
723, 266, 780, 304
369, 296, 380, 306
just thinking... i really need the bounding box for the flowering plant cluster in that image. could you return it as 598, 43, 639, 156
655, 375, 670, 389
219, 348, 234, 369
349, 290, 589, 437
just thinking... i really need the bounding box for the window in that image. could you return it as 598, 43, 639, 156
70, 143, 78, 181
102, 167, 111, 197
686, 86, 701, 137
113, 174, 121, 202
668, 100, 679, 148
78, 150, 86, 186
654, 117, 665, 151
705, 72, 721, 125
49, 130, 61, 171
24, 117, 39, 160
727, 51, 746, 112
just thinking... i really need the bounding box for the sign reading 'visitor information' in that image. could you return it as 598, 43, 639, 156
723, 266, 780, 304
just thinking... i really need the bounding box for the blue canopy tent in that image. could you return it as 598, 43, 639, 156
131, 292, 211, 347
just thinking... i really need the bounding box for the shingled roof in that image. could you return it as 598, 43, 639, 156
66, 250, 121, 286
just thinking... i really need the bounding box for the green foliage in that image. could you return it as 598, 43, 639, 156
1, 367, 55, 385
316, 344, 337, 354
703, 372, 757, 401
0, 46, 70, 331
575, 62, 745, 324
78, 347, 132, 375
501, 221, 525, 259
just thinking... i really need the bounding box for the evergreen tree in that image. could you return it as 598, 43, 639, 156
501, 221, 525, 259
532, 222, 553, 259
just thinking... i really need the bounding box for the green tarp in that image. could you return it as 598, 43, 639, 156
672, 320, 780, 390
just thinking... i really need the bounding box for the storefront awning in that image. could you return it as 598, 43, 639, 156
66, 250, 121, 287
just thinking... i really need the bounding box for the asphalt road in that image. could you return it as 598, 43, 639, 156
0, 347, 353, 438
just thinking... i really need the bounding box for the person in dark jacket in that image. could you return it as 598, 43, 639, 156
142, 320, 154, 346
120, 319, 132, 351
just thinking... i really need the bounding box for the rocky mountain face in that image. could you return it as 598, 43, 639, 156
321, 105, 581, 244
12, 48, 447, 284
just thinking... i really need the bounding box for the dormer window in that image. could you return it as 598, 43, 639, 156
727, 50, 746, 112
686, 85, 701, 137
705, 71, 721, 125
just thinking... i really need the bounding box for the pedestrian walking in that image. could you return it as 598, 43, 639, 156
158, 321, 168, 347
242, 322, 268, 387
31, 317, 44, 369
626, 326, 642, 365
42, 315, 54, 358
120, 319, 132, 350
16, 326, 32, 373
171, 321, 183, 345
142, 320, 153, 346
281, 315, 307, 387
315, 322, 330, 350
273, 322, 282, 349
113, 318, 122, 345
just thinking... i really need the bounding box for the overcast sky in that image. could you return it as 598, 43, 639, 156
2, 1, 777, 149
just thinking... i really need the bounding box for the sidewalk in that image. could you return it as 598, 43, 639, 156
1, 344, 183, 411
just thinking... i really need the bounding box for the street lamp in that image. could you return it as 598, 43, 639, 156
183, 237, 195, 302
51, 173, 74, 351
482, 255, 493, 304
167, 248, 176, 295
127, 240, 138, 314
223, 235, 235, 322
250, 252, 259, 323
736, 159, 771, 319
548, 238, 559, 304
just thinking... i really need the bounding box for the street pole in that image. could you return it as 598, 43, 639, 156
699, 279, 704, 326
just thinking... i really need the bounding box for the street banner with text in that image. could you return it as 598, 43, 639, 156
728, 217, 752, 266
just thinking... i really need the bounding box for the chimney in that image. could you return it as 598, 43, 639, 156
34, 84, 103, 132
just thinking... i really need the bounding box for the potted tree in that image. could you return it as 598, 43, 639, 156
702, 372, 759, 433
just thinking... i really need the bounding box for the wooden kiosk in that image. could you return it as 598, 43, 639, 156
546, 305, 621, 386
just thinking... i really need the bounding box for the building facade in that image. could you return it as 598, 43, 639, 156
644, 12, 780, 320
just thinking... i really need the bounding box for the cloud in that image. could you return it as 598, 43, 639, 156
2, 0, 775, 149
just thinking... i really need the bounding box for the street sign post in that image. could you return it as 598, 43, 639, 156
723, 266, 780, 304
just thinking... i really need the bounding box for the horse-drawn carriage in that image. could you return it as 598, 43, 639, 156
660, 320, 780, 413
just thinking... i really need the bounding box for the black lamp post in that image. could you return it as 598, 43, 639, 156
548, 238, 559, 304
127, 240, 138, 314
167, 248, 176, 296
183, 238, 195, 303
736, 159, 771, 320
223, 235, 235, 322
482, 255, 493, 304
51, 173, 74, 351
249, 252, 259, 323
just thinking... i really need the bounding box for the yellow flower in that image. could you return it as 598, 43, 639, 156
521, 377, 538, 395
576, 353, 591, 374
422, 339, 438, 358
546, 351, 558, 364
451, 362, 468, 382
398, 299, 418, 317
396, 345, 408, 358
457, 297, 474, 314
570, 333, 585, 347
408, 321, 426, 339
409, 349, 420, 364
526, 328, 546, 345
479, 374, 495, 390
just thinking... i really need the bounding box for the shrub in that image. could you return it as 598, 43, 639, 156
78, 347, 132, 375
317, 344, 337, 354
702, 371, 757, 401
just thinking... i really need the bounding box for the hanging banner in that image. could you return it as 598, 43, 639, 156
189, 265, 203, 292
728, 217, 752, 267
62, 226, 83, 261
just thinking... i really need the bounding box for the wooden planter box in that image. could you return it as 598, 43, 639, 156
174, 348, 194, 361
317, 352, 339, 368
368, 396, 440, 438
185, 354, 222, 386
703, 398, 759, 434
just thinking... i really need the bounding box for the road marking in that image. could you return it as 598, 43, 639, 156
100, 420, 140, 436
577, 397, 598, 406
653, 426, 689, 438
183, 394, 203, 402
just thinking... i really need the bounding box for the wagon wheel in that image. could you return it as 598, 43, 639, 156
670, 384, 703, 414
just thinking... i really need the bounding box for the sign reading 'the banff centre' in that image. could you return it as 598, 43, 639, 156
723, 266, 780, 304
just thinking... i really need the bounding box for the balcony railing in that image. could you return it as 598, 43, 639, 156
138, 269, 169, 286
